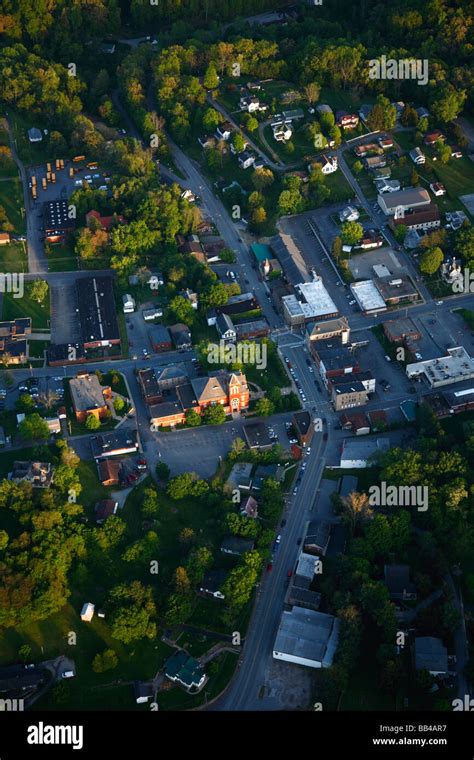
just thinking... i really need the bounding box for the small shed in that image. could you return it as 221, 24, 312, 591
80, 602, 95, 622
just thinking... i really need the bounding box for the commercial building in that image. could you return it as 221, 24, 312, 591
149, 325, 172, 353
377, 187, 431, 215
169, 323, 192, 350
349, 281, 386, 315
339, 437, 390, 468
374, 275, 419, 306
43, 199, 75, 242
69, 372, 111, 422
273, 607, 340, 669
77, 277, 120, 350
291, 411, 314, 447
235, 319, 269, 340
328, 370, 375, 394
90, 430, 139, 459
312, 341, 360, 385
306, 317, 350, 345
383, 318, 422, 344
282, 280, 339, 326
243, 420, 273, 450
406, 347, 474, 388
331, 380, 369, 411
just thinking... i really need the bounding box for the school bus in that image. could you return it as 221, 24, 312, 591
73, 155, 86, 163
60, 159, 65, 169
51, 172, 56, 184
87, 162, 98, 170
46, 171, 51, 182
46, 162, 52, 173
69, 167, 74, 178
42, 177, 47, 190
31, 175, 36, 186
55, 159, 60, 170
31, 187, 37, 199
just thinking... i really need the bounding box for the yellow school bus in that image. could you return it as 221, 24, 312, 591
42, 177, 47, 190
73, 155, 86, 163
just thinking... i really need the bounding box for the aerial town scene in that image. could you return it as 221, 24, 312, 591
0, 0, 474, 745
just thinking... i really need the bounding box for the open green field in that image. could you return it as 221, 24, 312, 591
46, 242, 78, 272
0, 176, 25, 233
0, 242, 27, 272
2, 285, 50, 329
8, 111, 52, 166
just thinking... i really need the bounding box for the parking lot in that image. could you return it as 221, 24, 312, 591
27, 160, 110, 211
348, 246, 411, 281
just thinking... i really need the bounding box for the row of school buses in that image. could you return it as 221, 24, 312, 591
30, 157, 98, 199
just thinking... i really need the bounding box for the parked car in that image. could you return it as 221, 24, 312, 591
267, 563, 273, 572
287, 569, 293, 577
281, 519, 286, 527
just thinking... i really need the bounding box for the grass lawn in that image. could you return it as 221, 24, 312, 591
27, 339, 49, 359
46, 242, 78, 272
0, 177, 25, 233
8, 111, 52, 166
0, 242, 27, 272
2, 286, 50, 329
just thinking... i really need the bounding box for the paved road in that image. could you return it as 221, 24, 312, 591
5, 115, 47, 273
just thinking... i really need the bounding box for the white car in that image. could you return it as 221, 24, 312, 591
436, 300, 444, 305
306, 447, 311, 455
276, 534, 281, 544
84, 174, 92, 180
61, 671, 75, 679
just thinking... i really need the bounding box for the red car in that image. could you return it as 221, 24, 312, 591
267, 563, 273, 572
287, 569, 293, 577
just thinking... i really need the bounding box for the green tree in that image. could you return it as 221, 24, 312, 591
340, 221, 363, 246
435, 139, 451, 164
168, 295, 194, 325
352, 160, 363, 174
203, 62, 219, 90
18, 413, 49, 441
185, 408, 201, 427
231, 132, 246, 153
113, 397, 126, 414
202, 107, 221, 131
245, 116, 258, 133
155, 462, 170, 481
255, 397, 275, 417
92, 649, 118, 673
29, 279, 49, 304
251, 167, 274, 190
202, 404, 226, 425
420, 246, 444, 275
85, 414, 101, 431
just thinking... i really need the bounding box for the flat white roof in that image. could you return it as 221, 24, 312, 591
350, 280, 386, 312
283, 279, 338, 320
406, 347, 474, 387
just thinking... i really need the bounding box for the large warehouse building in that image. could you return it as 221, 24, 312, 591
282, 280, 339, 326
377, 187, 431, 216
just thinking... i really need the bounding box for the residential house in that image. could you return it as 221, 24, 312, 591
28, 127, 43, 143
199, 569, 228, 600
316, 104, 333, 116
69, 372, 112, 422
97, 458, 121, 486
240, 495, 258, 519
142, 308, 163, 321
85, 209, 126, 231
0, 233, 10, 245
335, 111, 359, 129
169, 323, 192, 350
239, 94, 261, 112
339, 411, 370, 435
238, 151, 255, 170
122, 294, 135, 314
164, 651, 206, 692
378, 135, 394, 149
215, 122, 233, 141
149, 325, 172, 353
413, 637, 448, 676
430, 182, 446, 197
416, 107, 430, 119
424, 130, 445, 146
216, 313, 236, 342
320, 154, 338, 174
409, 147, 426, 165
375, 179, 401, 194
221, 536, 255, 555
364, 155, 387, 170
384, 565, 417, 601
272, 122, 293, 142
304, 520, 332, 556
339, 206, 359, 223
11, 461, 54, 488
183, 289, 199, 310
95, 499, 118, 524
197, 135, 215, 149
134, 682, 154, 704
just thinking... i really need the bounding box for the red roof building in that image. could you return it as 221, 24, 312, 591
86, 209, 126, 231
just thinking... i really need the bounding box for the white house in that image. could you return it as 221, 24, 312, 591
216, 313, 236, 342
320, 155, 338, 175
272, 122, 292, 142
238, 151, 256, 169
143, 308, 163, 321
80, 602, 95, 622
430, 182, 446, 197
409, 147, 426, 165
339, 206, 360, 223
28, 128, 43, 143
216, 122, 233, 141
122, 294, 135, 314
239, 95, 260, 113
273, 607, 340, 669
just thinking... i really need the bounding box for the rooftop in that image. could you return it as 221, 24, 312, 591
283, 280, 339, 321
273, 607, 340, 668
70, 373, 107, 412
406, 347, 474, 387
350, 281, 386, 313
